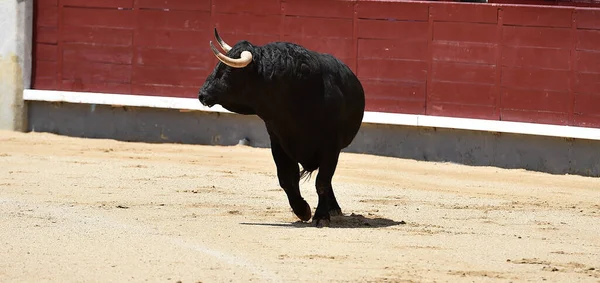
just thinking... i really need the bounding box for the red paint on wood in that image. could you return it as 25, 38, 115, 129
429, 81, 495, 106
358, 39, 428, 61
36, 26, 58, 44
214, 0, 281, 15
362, 79, 426, 101
37, 5, 57, 27
61, 80, 131, 94
136, 47, 213, 69
284, 0, 354, 19
573, 114, 600, 128
135, 30, 208, 49
132, 85, 199, 98
61, 0, 133, 8
356, 1, 428, 21
574, 93, 600, 115
283, 36, 354, 58
503, 26, 571, 48
34, 61, 58, 78
63, 44, 132, 64
32, 78, 58, 90
132, 65, 206, 86
36, 44, 58, 61
577, 9, 600, 30
432, 62, 496, 85
432, 42, 496, 65
576, 50, 600, 73
576, 29, 600, 51
358, 59, 428, 82
62, 26, 133, 46
427, 103, 497, 120
62, 61, 132, 83
284, 17, 353, 38
501, 88, 570, 112
218, 33, 280, 46
137, 10, 210, 31
575, 72, 600, 94
430, 3, 498, 24
433, 22, 497, 43
63, 7, 136, 29
135, 0, 211, 11
366, 99, 425, 115
357, 19, 429, 40
215, 13, 280, 35
501, 46, 571, 70
502, 67, 570, 91
501, 109, 568, 125
39, 0, 58, 6
503, 6, 572, 28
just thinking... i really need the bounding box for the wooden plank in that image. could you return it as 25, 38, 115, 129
136, 47, 213, 69
358, 59, 428, 82
432, 62, 496, 85
574, 93, 600, 115
61, 0, 134, 8
356, 1, 428, 21
132, 65, 206, 86
63, 7, 136, 29
135, 30, 209, 49
60, 80, 131, 94
135, 0, 211, 11
501, 109, 568, 125
576, 29, 600, 51
432, 42, 496, 65
429, 81, 495, 106
576, 50, 600, 73
217, 33, 279, 47
35, 44, 58, 61
62, 61, 132, 83
62, 43, 132, 64
282, 36, 354, 59
32, 77, 58, 90
575, 72, 600, 94
502, 26, 571, 48
215, 14, 280, 35
501, 88, 570, 113
137, 10, 210, 31
430, 3, 498, 24
358, 38, 427, 61
362, 79, 426, 101
427, 103, 497, 120
62, 26, 133, 46
501, 46, 571, 70
34, 61, 58, 78
38, 0, 58, 6
576, 9, 600, 30
214, 0, 281, 15
36, 26, 58, 44
284, 17, 353, 38
37, 5, 57, 27
357, 19, 429, 40
366, 99, 425, 115
503, 6, 572, 28
132, 85, 200, 98
433, 22, 497, 43
501, 67, 570, 92
284, 0, 353, 19
572, 114, 600, 128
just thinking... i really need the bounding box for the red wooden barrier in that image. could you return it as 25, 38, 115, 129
32, 0, 600, 128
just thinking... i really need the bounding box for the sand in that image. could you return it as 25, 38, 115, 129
1, 130, 599, 282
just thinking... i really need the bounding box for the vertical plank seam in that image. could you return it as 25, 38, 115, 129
56, 0, 64, 89
130, 0, 138, 95
569, 9, 577, 126
425, 4, 434, 116
353, 1, 359, 76
495, 8, 504, 121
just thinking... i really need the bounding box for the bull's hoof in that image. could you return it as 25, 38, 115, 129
329, 208, 343, 217
312, 218, 330, 228
293, 201, 312, 222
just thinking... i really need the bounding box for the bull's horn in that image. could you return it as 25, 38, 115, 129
210, 41, 252, 68
214, 28, 232, 52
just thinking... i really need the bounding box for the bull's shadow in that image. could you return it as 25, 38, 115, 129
240, 213, 406, 229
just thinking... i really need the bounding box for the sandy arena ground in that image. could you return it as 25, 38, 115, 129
0, 130, 599, 282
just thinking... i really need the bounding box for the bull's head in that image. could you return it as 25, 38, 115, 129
198, 29, 256, 111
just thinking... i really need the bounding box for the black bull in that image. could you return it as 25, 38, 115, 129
198, 29, 365, 227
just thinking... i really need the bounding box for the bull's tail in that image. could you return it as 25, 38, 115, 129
299, 168, 316, 183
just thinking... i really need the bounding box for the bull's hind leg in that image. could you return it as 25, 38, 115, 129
270, 138, 312, 221
313, 151, 341, 227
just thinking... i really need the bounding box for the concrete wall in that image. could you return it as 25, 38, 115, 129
0, 0, 32, 131
27, 101, 600, 177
